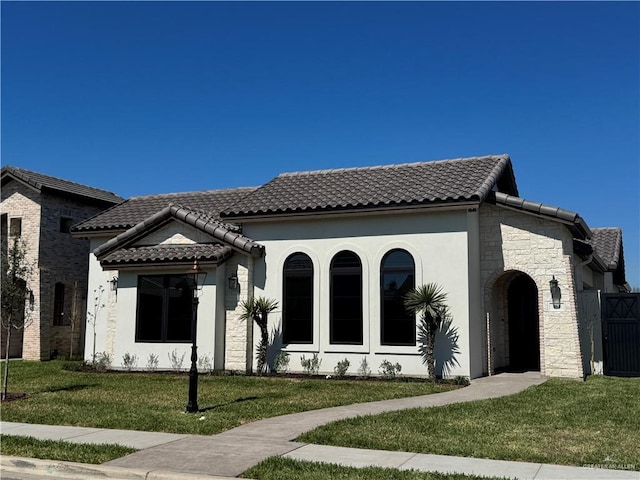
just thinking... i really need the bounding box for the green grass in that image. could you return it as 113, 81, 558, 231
243, 457, 511, 480
0, 435, 136, 464
298, 376, 640, 470
0, 360, 454, 435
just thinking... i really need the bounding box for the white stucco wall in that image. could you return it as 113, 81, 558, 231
244, 209, 472, 378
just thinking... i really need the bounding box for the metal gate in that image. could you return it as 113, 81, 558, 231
602, 293, 640, 376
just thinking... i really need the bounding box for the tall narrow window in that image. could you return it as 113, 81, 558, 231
330, 251, 362, 344
283, 253, 313, 344
381, 249, 415, 345
53, 282, 66, 326
10, 218, 22, 237
136, 275, 193, 342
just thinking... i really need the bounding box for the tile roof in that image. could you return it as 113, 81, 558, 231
1, 166, 123, 205
72, 187, 256, 233
100, 244, 233, 268
221, 154, 517, 219
590, 228, 623, 269
94, 205, 263, 261
488, 191, 591, 239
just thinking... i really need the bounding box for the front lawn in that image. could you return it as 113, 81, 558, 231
1, 361, 454, 435
298, 376, 640, 470
0, 435, 136, 464
243, 457, 511, 480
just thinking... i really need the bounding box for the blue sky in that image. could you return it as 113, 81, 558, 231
2, 1, 638, 286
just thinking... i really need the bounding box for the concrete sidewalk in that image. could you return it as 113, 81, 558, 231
3, 372, 638, 479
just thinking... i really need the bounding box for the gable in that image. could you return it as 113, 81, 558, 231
133, 221, 217, 247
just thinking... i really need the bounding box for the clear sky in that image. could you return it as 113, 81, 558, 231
2, 1, 639, 286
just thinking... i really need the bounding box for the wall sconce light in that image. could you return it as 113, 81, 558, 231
228, 274, 238, 290
549, 276, 561, 309
27, 289, 35, 311
109, 277, 118, 292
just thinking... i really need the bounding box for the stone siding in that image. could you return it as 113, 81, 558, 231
224, 256, 253, 372
480, 204, 583, 379
1, 179, 115, 360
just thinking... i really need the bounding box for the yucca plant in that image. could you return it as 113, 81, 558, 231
240, 296, 279, 375
404, 283, 448, 380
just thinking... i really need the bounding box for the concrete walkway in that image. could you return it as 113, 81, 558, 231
2, 372, 638, 480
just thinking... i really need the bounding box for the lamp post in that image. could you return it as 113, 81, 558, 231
186, 259, 207, 413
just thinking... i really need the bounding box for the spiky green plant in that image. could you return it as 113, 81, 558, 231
404, 283, 448, 380
240, 296, 279, 375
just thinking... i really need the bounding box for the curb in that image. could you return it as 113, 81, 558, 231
0, 456, 245, 480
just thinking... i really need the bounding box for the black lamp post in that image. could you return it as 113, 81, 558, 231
186, 259, 207, 413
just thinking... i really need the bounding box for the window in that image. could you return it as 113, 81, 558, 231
283, 253, 313, 344
330, 251, 363, 344
136, 275, 193, 343
60, 217, 74, 233
53, 282, 67, 326
381, 249, 415, 345
10, 218, 22, 237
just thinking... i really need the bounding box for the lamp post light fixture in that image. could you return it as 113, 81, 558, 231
185, 259, 207, 413
549, 276, 561, 309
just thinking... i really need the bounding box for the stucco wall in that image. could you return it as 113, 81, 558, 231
480, 204, 583, 379
244, 209, 472, 378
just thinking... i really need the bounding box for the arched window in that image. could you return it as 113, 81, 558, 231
330, 251, 362, 345
381, 249, 415, 345
283, 253, 314, 344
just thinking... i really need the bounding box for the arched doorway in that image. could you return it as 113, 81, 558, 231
507, 274, 540, 371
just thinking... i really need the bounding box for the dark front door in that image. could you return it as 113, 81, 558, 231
508, 274, 540, 371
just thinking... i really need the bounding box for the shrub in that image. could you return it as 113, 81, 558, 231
357, 357, 371, 379
146, 353, 159, 372
94, 352, 112, 372
198, 354, 214, 375
168, 349, 185, 372
379, 359, 402, 380
122, 353, 138, 372
333, 358, 350, 378
300, 353, 321, 375
273, 351, 290, 374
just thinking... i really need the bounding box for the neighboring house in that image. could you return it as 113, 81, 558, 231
71, 154, 629, 379
1, 166, 123, 360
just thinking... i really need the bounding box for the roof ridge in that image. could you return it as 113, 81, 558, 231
128, 186, 257, 200
2, 165, 122, 198
277, 154, 509, 177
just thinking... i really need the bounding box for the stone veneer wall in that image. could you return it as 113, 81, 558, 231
480, 204, 584, 379
1, 179, 114, 360
224, 256, 253, 372
1, 184, 41, 360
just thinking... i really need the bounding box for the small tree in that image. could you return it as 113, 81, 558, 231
1, 236, 34, 400
86, 285, 105, 365
404, 283, 448, 380
239, 296, 278, 375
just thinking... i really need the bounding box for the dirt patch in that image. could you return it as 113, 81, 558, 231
0, 392, 29, 402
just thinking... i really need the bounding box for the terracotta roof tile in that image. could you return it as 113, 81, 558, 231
221, 155, 517, 218
590, 228, 622, 269
100, 244, 233, 268
72, 187, 256, 233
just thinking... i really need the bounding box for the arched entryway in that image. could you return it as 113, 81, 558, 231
507, 274, 540, 371
488, 271, 541, 373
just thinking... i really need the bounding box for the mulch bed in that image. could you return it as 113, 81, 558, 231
0, 392, 29, 402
